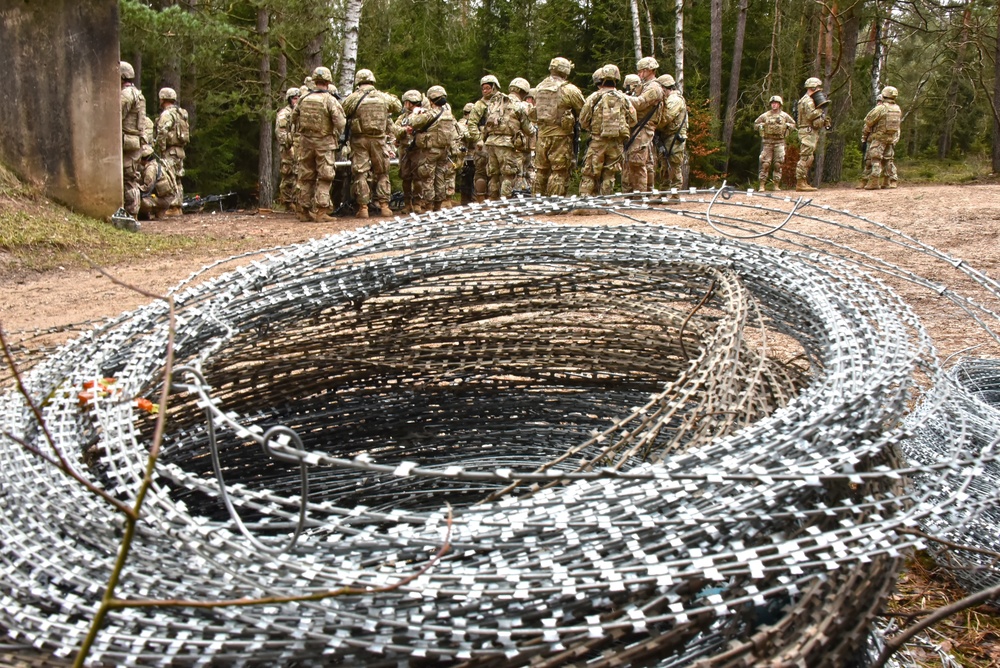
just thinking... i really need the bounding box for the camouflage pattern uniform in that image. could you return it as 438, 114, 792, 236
291, 67, 347, 221
753, 96, 796, 191
408, 85, 459, 211
624, 57, 665, 193
656, 75, 687, 193
120, 62, 145, 217
795, 77, 828, 191
466, 75, 502, 201
529, 58, 585, 196
394, 90, 427, 213
475, 82, 533, 199
141, 115, 155, 150
507, 78, 534, 193
342, 70, 403, 218
456, 103, 478, 204
275, 87, 300, 208
154, 88, 189, 213
138, 146, 178, 220
862, 86, 901, 189
578, 65, 637, 197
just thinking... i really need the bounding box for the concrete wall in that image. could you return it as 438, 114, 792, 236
0, 0, 122, 219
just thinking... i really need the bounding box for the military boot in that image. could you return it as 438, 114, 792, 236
411, 201, 424, 214
310, 207, 330, 222
757, 181, 764, 192
379, 203, 393, 217
887, 180, 898, 189
864, 181, 879, 190
771, 180, 781, 192
856, 179, 868, 190
881, 177, 891, 189
297, 209, 312, 223
795, 179, 817, 192
356, 205, 369, 219
432, 200, 442, 212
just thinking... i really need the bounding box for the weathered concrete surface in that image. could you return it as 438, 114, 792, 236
0, 0, 122, 218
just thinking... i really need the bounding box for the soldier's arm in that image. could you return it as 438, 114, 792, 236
624, 96, 638, 127
565, 84, 585, 116
753, 112, 767, 132
517, 105, 533, 135
579, 95, 596, 131
330, 98, 347, 138
341, 91, 359, 118
466, 102, 486, 143
155, 113, 172, 152
385, 93, 402, 116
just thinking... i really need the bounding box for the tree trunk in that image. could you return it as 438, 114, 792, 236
257, 8, 274, 209
823, 4, 860, 183
721, 0, 748, 166
305, 33, 324, 74
994, 3, 1000, 173
674, 0, 684, 94
766, 0, 780, 94
813, 5, 833, 188
629, 0, 643, 61
939, 8, 970, 159
337, 0, 364, 97
644, 0, 655, 57
709, 0, 721, 131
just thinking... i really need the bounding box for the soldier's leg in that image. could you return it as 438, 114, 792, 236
485, 146, 502, 199
350, 139, 373, 214
296, 144, 318, 218
866, 142, 885, 190
771, 144, 786, 190
533, 137, 551, 196
546, 137, 574, 196
312, 147, 337, 220
884, 144, 898, 187
474, 148, 488, 201
499, 147, 520, 198
758, 144, 772, 190
645, 147, 655, 191
578, 145, 601, 197
370, 138, 393, 210
600, 143, 622, 195
624, 144, 649, 194
795, 131, 818, 191
122, 149, 142, 216
415, 157, 435, 212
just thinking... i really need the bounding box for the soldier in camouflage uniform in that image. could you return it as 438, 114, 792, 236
861, 86, 901, 190
393, 89, 426, 213
275, 87, 300, 209
456, 103, 478, 204
466, 75, 501, 201
120, 61, 145, 218
155, 87, 190, 215
795, 77, 829, 192
468, 76, 533, 199
137, 145, 178, 221
623, 74, 640, 95
753, 95, 796, 191
529, 57, 585, 196
291, 66, 346, 222
406, 85, 459, 211
857, 93, 883, 189
624, 57, 665, 193
655, 74, 687, 197
507, 77, 534, 193
341, 69, 403, 218
578, 65, 637, 199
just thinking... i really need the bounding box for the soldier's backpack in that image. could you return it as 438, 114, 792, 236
598, 91, 629, 139
485, 94, 513, 134
534, 78, 564, 126
355, 91, 389, 136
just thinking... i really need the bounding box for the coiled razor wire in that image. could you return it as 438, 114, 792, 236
2, 188, 1000, 666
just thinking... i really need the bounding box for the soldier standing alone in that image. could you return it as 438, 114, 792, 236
795, 77, 829, 192
154, 87, 190, 216
291, 67, 346, 222
861, 86, 902, 190
529, 58, 585, 197
341, 69, 402, 218
275, 87, 300, 210
120, 61, 145, 219
753, 95, 796, 191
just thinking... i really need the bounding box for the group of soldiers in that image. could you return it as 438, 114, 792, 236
274, 55, 692, 221
120, 61, 190, 220
755, 77, 901, 192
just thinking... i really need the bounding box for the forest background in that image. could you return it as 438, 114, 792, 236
121, 0, 1000, 206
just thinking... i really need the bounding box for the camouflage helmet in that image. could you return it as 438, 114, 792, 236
311, 66, 333, 83
402, 89, 423, 104
286, 87, 301, 102
355, 69, 376, 85
880, 85, 898, 100
601, 64, 621, 82
624, 73, 640, 86
299, 85, 309, 97
158, 87, 177, 102
509, 77, 531, 95
804, 77, 823, 89
527, 88, 537, 99
549, 57, 573, 76
463, 102, 474, 115
304, 76, 314, 88
427, 85, 448, 103
657, 73, 676, 88
636, 56, 659, 71
120, 61, 135, 80
769, 95, 783, 106
592, 68, 603, 85
480, 74, 500, 89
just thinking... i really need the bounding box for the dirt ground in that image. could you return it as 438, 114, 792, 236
3, 183, 1000, 361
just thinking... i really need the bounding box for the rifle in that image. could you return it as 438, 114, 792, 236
182, 192, 235, 214
623, 100, 660, 153
860, 140, 868, 170
460, 156, 475, 204
572, 119, 581, 166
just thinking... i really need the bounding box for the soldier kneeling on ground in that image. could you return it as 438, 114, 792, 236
137, 145, 179, 221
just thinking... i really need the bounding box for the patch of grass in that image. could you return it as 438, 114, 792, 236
897, 154, 995, 185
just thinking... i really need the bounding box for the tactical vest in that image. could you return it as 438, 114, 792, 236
162, 107, 189, 147
762, 112, 788, 140
485, 94, 519, 136
298, 91, 335, 136
881, 103, 901, 133
354, 90, 389, 137
121, 86, 145, 151
658, 93, 687, 137
594, 91, 629, 139
534, 77, 564, 126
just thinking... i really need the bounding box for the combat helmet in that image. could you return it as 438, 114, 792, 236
601, 64, 621, 82
804, 77, 823, 89
480, 74, 500, 89
769, 95, 783, 106
427, 85, 448, 105
509, 77, 531, 96
311, 66, 333, 84
355, 69, 376, 85
880, 85, 898, 100
158, 87, 177, 102
624, 73, 640, 86
402, 89, 423, 105
463, 102, 474, 115
592, 68, 603, 85
286, 87, 301, 102
657, 74, 676, 88
636, 56, 659, 71
549, 57, 573, 77
120, 61, 135, 80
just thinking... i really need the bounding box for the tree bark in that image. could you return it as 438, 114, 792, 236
994, 2, 1000, 173
710, 0, 722, 130
674, 0, 684, 94
630, 0, 643, 62
305, 33, 324, 74
765, 0, 781, 94
644, 0, 655, 57
257, 7, 274, 209
939, 8, 970, 159
338, 0, 364, 97
824, 4, 861, 184
721, 0, 748, 166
